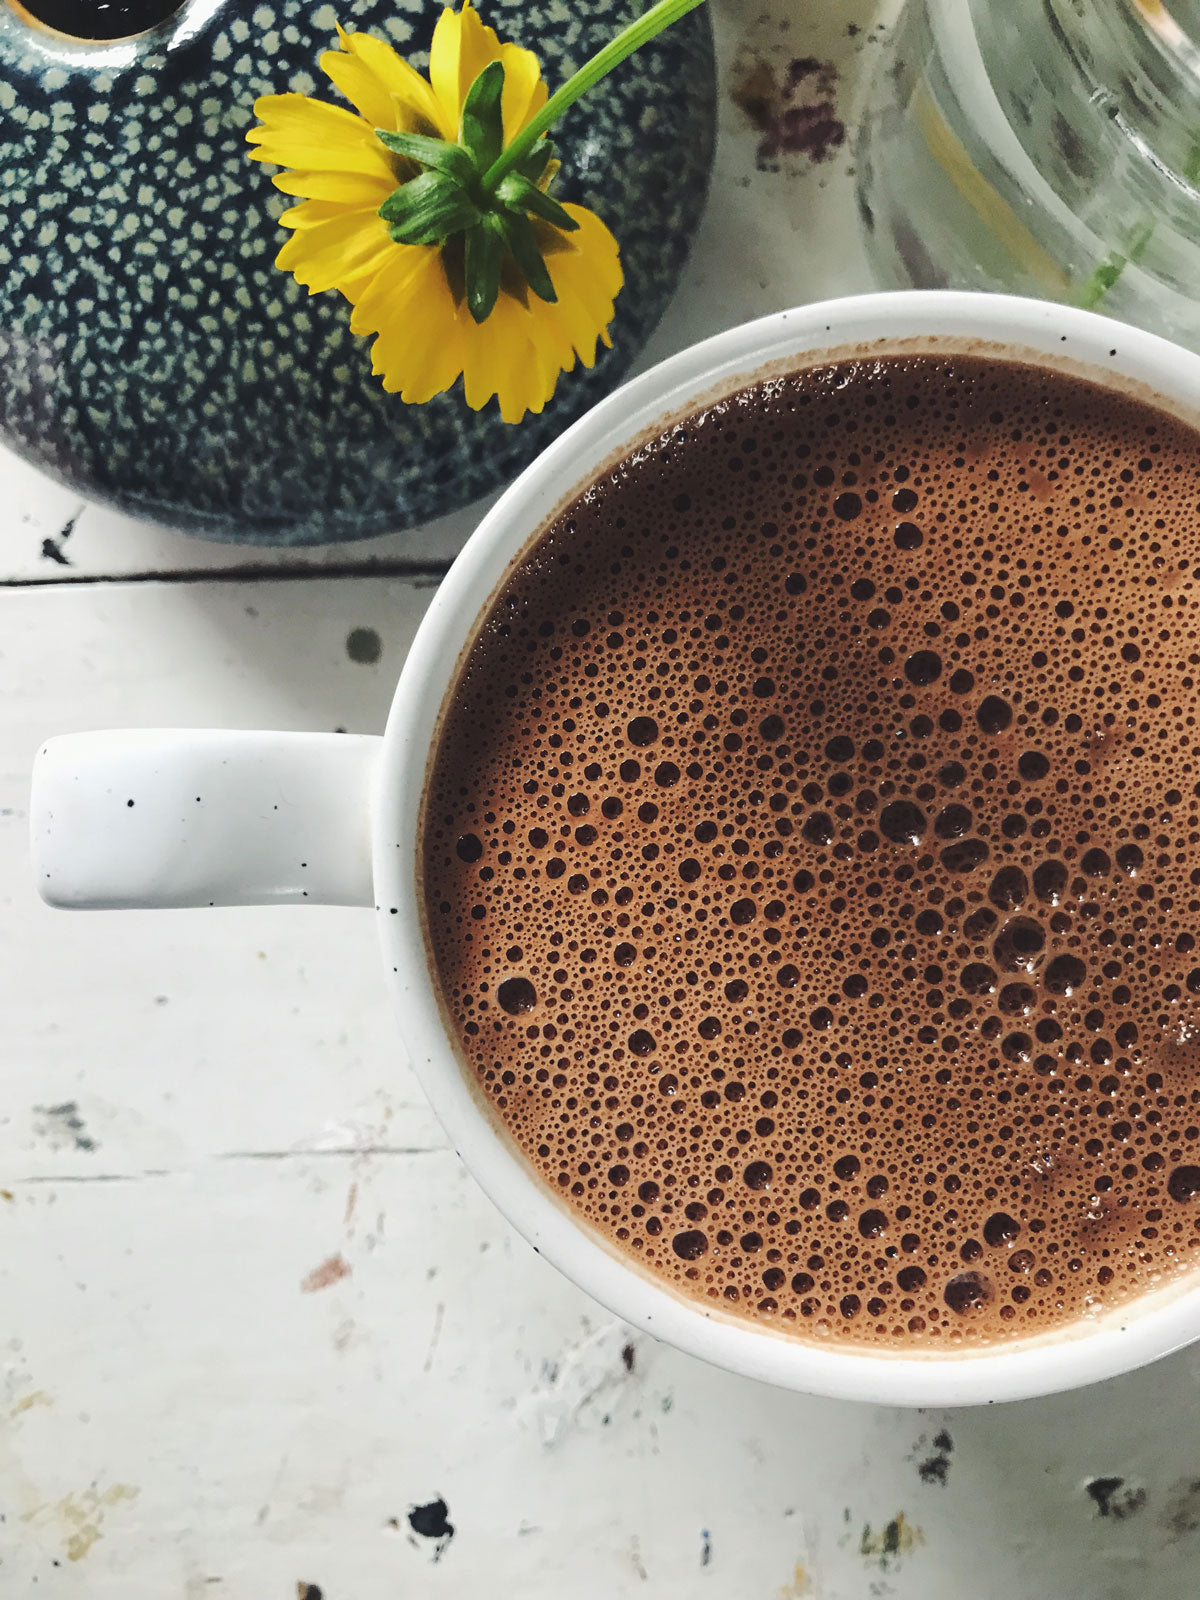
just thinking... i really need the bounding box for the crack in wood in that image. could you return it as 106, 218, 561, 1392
217, 1146, 444, 1161
1, 559, 452, 590
11, 1147, 445, 1183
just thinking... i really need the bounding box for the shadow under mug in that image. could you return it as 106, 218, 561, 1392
30, 290, 1200, 1405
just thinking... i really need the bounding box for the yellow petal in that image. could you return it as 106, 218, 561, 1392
532, 302, 600, 376
498, 42, 547, 144
349, 241, 433, 330
339, 255, 397, 307
323, 27, 452, 138
460, 293, 557, 423
275, 208, 395, 296
429, 1, 502, 132
524, 294, 578, 388
390, 316, 467, 403
514, 311, 566, 417
248, 94, 395, 183
365, 251, 468, 402
327, 229, 417, 308
541, 203, 623, 366
320, 47, 404, 133
460, 293, 517, 411
271, 168, 394, 206
277, 197, 353, 230
515, 284, 578, 402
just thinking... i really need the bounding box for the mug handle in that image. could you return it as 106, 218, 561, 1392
30, 729, 382, 910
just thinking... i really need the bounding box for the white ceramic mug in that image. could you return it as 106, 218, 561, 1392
31, 291, 1200, 1406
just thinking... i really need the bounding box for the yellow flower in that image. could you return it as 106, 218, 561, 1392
247, 5, 623, 423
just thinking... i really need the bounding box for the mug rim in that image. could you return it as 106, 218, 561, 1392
374, 289, 1200, 1405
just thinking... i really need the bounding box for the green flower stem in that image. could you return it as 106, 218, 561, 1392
1074, 137, 1200, 311
480, 0, 707, 191
1074, 221, 1154, 312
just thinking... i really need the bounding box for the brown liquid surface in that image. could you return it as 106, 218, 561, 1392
422, 353, 1200, 1349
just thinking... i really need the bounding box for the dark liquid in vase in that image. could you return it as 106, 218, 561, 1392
16, 0, 180, 39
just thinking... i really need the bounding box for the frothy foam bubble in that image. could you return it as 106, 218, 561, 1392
422, 354, 1200, 1350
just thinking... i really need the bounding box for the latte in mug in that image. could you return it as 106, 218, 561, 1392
422, 350, 1200, 1350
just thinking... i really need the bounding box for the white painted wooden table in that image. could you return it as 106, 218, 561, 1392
5, 3, 1200, 1596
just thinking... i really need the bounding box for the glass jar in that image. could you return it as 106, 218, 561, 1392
856, 0, 1200, 349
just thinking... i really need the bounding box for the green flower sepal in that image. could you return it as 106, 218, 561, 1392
376, 60, 577, 324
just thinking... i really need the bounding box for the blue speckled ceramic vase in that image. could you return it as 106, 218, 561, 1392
0, 0, 714, 544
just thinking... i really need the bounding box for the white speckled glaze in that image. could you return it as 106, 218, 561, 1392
32, 291, 1200, 1403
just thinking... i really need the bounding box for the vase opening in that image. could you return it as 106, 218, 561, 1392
8, 0, 183, 40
